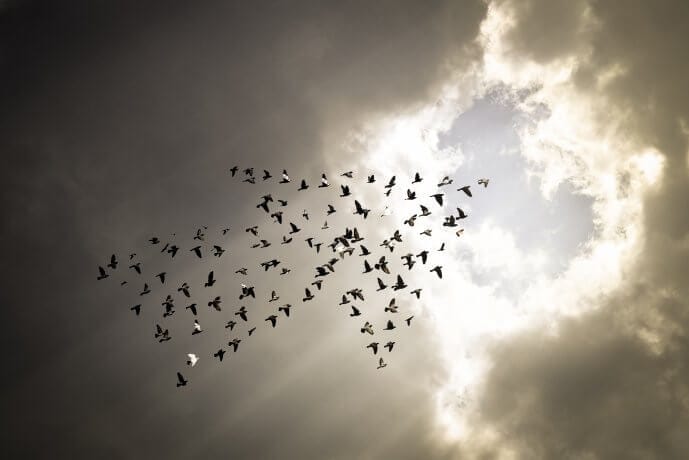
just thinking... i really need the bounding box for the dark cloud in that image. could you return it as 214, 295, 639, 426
466, 1, 689, 458
0, 1, 486, 458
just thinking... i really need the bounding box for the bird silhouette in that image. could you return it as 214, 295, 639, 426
266, 315, 278, 327
367, 342, 379, 354
214, 349, 226, 361
176, 372, 188, 387
457, 185, 472, 197
430, 266, 443, 279
204, 271, 216, 287
97, 266, 108, 280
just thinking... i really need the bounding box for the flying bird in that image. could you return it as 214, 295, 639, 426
204, 271, 216, 287
430, 265, 443, 279
457, 185, 472, 197
190, 246, 203, 258
176, 372, 188, 387
478, 178, 489, 187
97, 266, 108, 280
265, 315, 278, 328
214, 349, 226, 362
186, 353, 199, 367
367, 342, 379, 354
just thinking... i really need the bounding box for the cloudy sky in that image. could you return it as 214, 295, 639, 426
2, 1, 689, 458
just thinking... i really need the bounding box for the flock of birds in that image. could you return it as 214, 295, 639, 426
96, 167, 489, 387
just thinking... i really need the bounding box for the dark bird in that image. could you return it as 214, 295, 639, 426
239, 284, 256, 299
228, 338, 241, 352
265, 315, 278, 328
305, 237, 314, 248
385, 298, 398, 313
319, 173, 329, 188
374, 256, 390, 274
162, 296, 175, 317
457, 185, 472, 197
314, 242, 323, 253
229, 166, 238, 177
235, 306, 248, 321
167, 245, 179, 257
376, 277, 387, 291
257, 200, 270, 213
107, 254, 118, 270
280, 267, 291, 275
204, 271, 216, 287
289, 222, 301, 234
278, 199, 288, 206
410, 288, 422, 299
235, 267, 248, 275
155, 324, 169, 340
312, 279, 323, 290
406, 189, 416, 200
340, 185, 351, 197
363, 259, 373, 273
377, 358, 387, 369
384, 176, 396, 189
302, 209, 309, 220
412, 172, 423, 183
262, 169, 272, 180
404, 214, 418, 227
367, 342, 379, 354
269, 290, 279, 302
430, 193, 444, 206
401, 253, 415, 270
405, 316, 414, 326
438, 176, 453, 187
178, 282, 191, 297
478, 178, 490, 187
384, 341, 395, 352
430, 266, 443, 278
213, 245, 225, 257
129, 263, 142, 274
214, 349, 226, 361
176, 372, 188, 387
367, 174, 376, 183
438, 242, 446, 251
282, 235, 293, 244
156, 272, 166, 284
149, 237, 160, 244
350, 305, 361, 317
130, 304, 141, 315
194, 228, 205, 241
140, 283, 151, 296
456, 207, 468, 219
384, 320, 396, 330
222, 227, 231, 235
361, 322, 374, 335
271, 211, 283, 224
190, 246, 203, 258
341, 171, 353, 178
278, 304, 292, 317
208, 296, 222, 311
303, 288, 314, 302
244, 167, 254, 176
339, 295, 350, 305
248, 327, 256, 336
354, 200, 370, 219
298, 179, 309, 191
359, 245, 371, 256
327, 204, 337, 215
443, 215, 458, 227
392, 275, 407, 291
420, 229, 432, 237
120, 281, 128, 286
186, 303, 198, 316
280, 169, 291, 183
97, 266, 108, 280
246, 226, 259, 236
419, 204, 431, 216
225, 320, 236, 330
348, 288, 365, 301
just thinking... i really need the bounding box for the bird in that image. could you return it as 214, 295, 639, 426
302, 209, 309, 220
420, 229, 432, 237
214, 349, 226, 362
156, 272, 166, 284
412, 172, 422, 183
167, 245, 179, 257
363, 260, 373, 273
278, 199, 288, 206
348, 288, 365, 301
384, 176, 396, 189
478, 178, 489, 187
271, 211, 283, 224
410, 288, 422, 299
149, 237, 160, 244
204, 271, 216, 287
367, 174, 375, 183
312, 279, 323, 290
377, 358, 387, 369
280, 267, 291, 275
443, 215, 458, 227
129, 262, 142, 274
278, 304, 292, 317
392, 275, 408, 291
187, 353, 199, 367
401, 253, 415, 270
341, 171, 353, 178
419, 204, 431, 216
385, 298, 398, 313
374, 256, 390, 274
456, 207, 468, 219
350, 305, 361, 317
319, 173, 329, 187
289, 222, 301, 234
140, 283, 151, 296
405, 316, 414, 326
228, 338, 241, 352
107, 254, 118, 270
265, 315, 278, 328
246, 226, 259, 236
327, 204, 337, 215
404, 214, 418, 227
367, 342, 379, 354
235, 306, 248, 321
194, 228, 205, 241
243, 176, 256, 184
192, 320, 202, 334
430, 193, 444, 206
376, 277, 387, 291
225, 320, 236, 330
354, 200, 370, 218
438, 242, 446, 251
298, 179, 309, 191
384, 341, 395, 352
457, 185, 472, 197
262, 169, 272, 180
430, 265, 443, 279
213, 245, 225, 257
155, 324, 169, 340
190, 246, 203, 258
130, 304, 141, 315
235, 267, 248, 275
406, 189, 416, 200
359, 245, 371, 256
280, 169, 290, 183
303, 288, 314, 302
176, 372, 188, 387
248, 327, 256, 336
208, 296, 222, 311
269, 290, 279, 302
339, 295, 351, 305
239, 284, 256, 299
339, 185, 351, 197
229, 165, 239, 176
384, 320, 396, 330
97, 266, 108, 280
438, 176, 453, 186
222, 227, 231, 235
186, 303, 198, 316
361, 322, 374, 335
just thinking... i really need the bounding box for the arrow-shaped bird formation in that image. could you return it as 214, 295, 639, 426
96, 167, 490, 387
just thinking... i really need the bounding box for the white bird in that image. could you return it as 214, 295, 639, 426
186, 353, 199, 367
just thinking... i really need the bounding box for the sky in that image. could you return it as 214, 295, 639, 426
2, 1, 689, 459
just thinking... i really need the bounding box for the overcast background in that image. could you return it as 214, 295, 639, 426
2, 1, 689, 459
